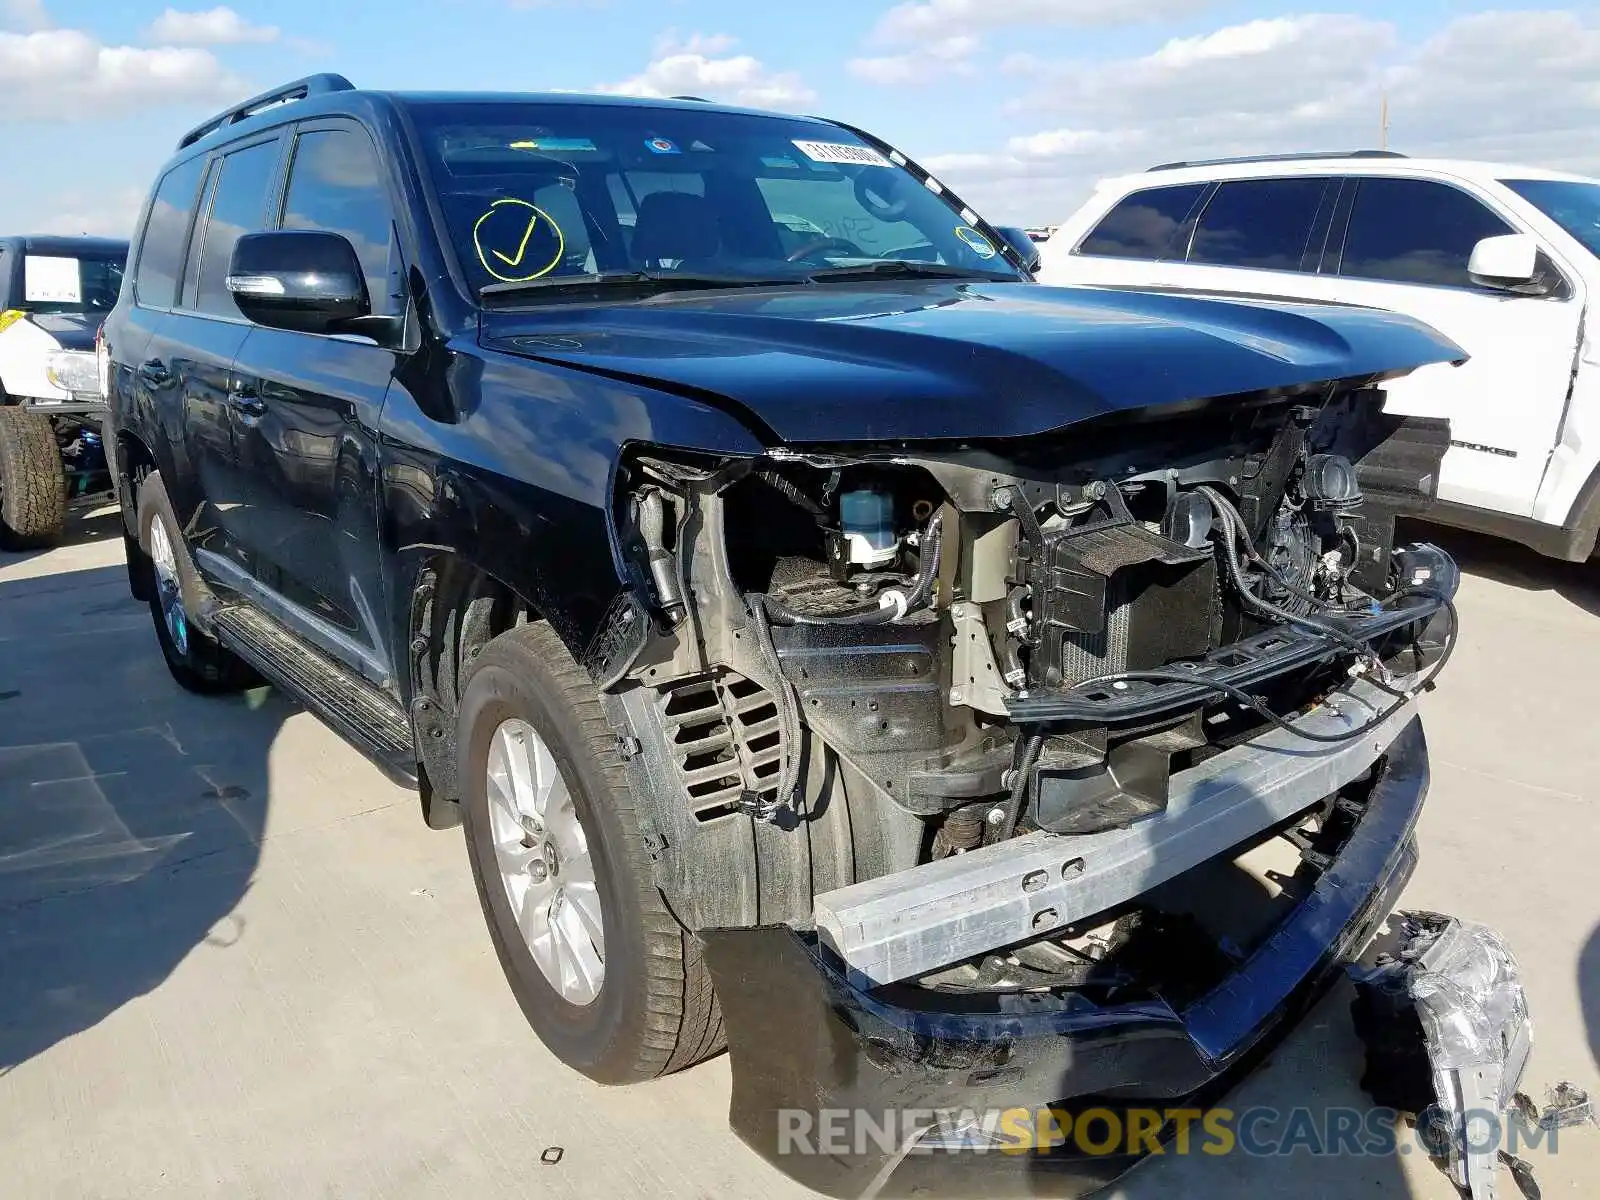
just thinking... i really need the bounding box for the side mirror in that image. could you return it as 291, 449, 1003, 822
227, 230, 370, 334
993, 225, 1043, 274
1467, 233, 1549, 293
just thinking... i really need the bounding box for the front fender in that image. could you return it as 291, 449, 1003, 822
378, 342, 765, 689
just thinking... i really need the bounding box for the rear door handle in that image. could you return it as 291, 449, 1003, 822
138, 359, 172, 386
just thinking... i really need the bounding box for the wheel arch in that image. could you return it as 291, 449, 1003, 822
112, 427, 158, 539
404, 550, 545, 828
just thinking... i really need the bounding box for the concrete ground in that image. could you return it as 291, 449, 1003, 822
1, 509, 1596, 1199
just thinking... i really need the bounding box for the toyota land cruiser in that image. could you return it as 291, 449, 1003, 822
104, 76, 1466, 1196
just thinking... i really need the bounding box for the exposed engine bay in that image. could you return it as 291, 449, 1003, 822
604, 383, 1455, 992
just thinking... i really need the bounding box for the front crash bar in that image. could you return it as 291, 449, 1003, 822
814, 674, 1418, 986
1004, 587, 1448, 725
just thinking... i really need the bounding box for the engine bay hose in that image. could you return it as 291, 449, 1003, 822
989, 732, 1045, 844
1195, 484, 1373, 659
761, 511, 944, 627
744, 594, 804, 819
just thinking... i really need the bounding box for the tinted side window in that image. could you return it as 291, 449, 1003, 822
180, 163, 218, 309
1189, 177, 1330, 270
1339, 177, 1514, 288
281, 128, 397, 316
134, 156, 207, 307
195, 140, 281, 316
1078, 184, 1207, 260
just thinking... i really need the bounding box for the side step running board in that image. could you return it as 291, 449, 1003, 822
209, 603, 419, 789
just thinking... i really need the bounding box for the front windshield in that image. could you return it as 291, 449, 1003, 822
21, 252, 125, 315
1502, 179, 1600, 257
406, 101, 1024, 293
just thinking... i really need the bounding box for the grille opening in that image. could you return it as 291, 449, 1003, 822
693, 800, 745, 823
659, 669, 787, 825
663, 682, 720, 718
739, 700, 778, 727
682, 747, 737, 775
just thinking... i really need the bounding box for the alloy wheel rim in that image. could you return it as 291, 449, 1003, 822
147, 518, 189, 656
485, 717, 605, 1005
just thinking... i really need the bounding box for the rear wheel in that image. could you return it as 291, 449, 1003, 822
136, 474, 258, 694
0, 406, 66, 549
457, 621, 723, 1083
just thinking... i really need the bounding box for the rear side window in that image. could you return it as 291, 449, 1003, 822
281, 128, 398, 316
1078, 183, 1207, 260
134, 157, 207, 307
1189, 177, 1330, 271
1339, 177, 1514, 288
195, 139, 281, 316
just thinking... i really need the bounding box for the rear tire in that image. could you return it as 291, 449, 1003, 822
0, 406, 66, 549
457, 621, 723, 1084
136, 473, 259, 694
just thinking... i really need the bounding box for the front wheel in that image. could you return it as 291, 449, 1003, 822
457, 621, 723, 1084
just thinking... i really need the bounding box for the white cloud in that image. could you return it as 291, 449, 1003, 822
0, 28, 244, 119
874, 0, 1209, 43
849, 34, 978, 85
596, 32, 814, 110
1016, 14, 1393, 128
923, 127, 1140, 177
31, 186, 148, 237
145, 6, 278, 46
930, 11, 1600, 224
1, 0, 49, 31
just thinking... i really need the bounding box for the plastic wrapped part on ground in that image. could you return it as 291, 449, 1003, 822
1348, 910, 1535, 1200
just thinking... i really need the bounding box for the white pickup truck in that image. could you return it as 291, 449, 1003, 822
1036, 151, 1600, 561
0, 235, 126, 547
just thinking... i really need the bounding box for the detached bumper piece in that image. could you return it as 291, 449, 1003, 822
702, 718, 1429, 1199
1350, 913, 1534, 1200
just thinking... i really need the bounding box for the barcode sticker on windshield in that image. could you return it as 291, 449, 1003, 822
791, 139, 892, 168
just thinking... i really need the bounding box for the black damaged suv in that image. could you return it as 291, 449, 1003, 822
106, 75, 1466, 1196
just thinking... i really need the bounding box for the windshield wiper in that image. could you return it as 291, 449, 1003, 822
804, 260, 1010, 284
480, 270, 797, 304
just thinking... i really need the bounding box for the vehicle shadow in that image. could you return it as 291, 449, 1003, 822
0, 504, 125, 571
0, 559, 290, 1075
1399, 517, 1600, 618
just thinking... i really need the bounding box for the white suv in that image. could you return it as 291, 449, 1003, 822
1037, 151, 1600, 561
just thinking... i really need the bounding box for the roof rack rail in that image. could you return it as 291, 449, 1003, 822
177, 73, 356, 150
1146, 149, 1407, 172
670, 94, 712, 102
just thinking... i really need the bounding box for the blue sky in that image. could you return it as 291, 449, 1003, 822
2, 1, 1597, 234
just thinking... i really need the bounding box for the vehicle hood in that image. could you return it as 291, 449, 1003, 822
479, 280, 1465, 444
27, 312, 100, 352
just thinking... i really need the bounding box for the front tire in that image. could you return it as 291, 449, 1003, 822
457, 621, 723, 1084
0, 406, 66, 549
